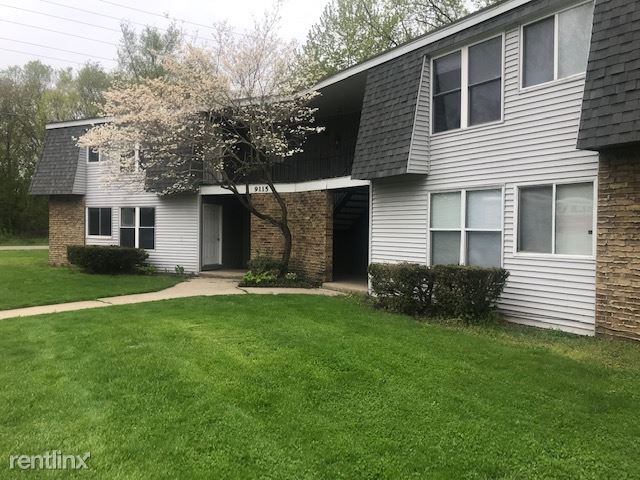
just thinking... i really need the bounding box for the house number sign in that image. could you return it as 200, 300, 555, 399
253, 185, 271, 193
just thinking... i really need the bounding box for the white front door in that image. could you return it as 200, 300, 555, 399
202, 203, 222, 267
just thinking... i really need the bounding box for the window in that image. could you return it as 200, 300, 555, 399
430, 189, 503, 267
468, 36, 503, 126
87, 147, 100, 162
433, 52, 461, 133
120, 207, 155, 249
522, 3, 594, 88
120, 144, 142, 173
432, 36, 503, 133
517, 182, 594, 256
87, 207, 111, 236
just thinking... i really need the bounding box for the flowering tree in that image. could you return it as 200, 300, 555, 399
79, 10, 324, 270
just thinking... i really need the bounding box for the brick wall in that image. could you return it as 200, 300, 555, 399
596, 149, 640, 340
251, 190, 333, 282
49, 195, 85, 265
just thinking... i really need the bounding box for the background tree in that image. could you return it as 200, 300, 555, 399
80, 11, 323, 270
116, 23, 184, 82
298, 0, 497, 81
0, 61, 112, 239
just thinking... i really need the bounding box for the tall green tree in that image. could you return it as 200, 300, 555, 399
298, 0, 496, 81
116, 23, 184, 82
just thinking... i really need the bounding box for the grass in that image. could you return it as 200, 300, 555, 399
1, 295, 639, 479
0, 250, 182, 310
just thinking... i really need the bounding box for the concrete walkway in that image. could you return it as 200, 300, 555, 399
0, 277, 343, 321
0, 245, 49, 251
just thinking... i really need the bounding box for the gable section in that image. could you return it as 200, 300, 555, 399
29, 125, 87, 196
577, 0, 640, 150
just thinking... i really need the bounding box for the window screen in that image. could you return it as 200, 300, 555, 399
468, 36, 502, 125
433, 52, 462, 133
523, 17, 555, 87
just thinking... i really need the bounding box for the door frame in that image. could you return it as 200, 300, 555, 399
201, 202, 223, 270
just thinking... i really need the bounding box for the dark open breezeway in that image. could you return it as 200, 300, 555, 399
332, 186, 369, 282
201, 195, 250, 271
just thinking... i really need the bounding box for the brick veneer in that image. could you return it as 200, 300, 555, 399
49, 195, 85, 265
250, 190, 333, 282
596, 149, 640, 340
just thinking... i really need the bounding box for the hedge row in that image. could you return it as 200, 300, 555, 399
368, 263, 509, 321
68, 245, 149, 274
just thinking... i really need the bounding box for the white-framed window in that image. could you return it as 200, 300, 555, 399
87, 147, 101, 163
517, 182, 595, 256
86, 207, 112, 237
432, 34, 504, 133
521, 2, 594, 89
120, 207, 155, 250
429, 188, 503, 267
120, 144, 143, 173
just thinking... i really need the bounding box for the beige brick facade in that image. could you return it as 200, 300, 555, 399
49, 195, 85, 265
596, 149, 640, 340
251, 190, 333, 282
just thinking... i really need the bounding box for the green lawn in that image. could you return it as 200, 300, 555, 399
0, 250, 182, 310
1, 295, 639, 479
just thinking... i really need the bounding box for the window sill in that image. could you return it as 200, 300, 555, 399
511, 252, 595, 263
86, 235, 113, 240
519, 72, 586, 94
430, 118, 505, 138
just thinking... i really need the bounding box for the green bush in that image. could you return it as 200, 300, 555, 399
368, 263, 435, 316
239, 270, 319, 288
67, 245, 149, 274
431, 265, 510, 321
368, 263, 509, 322
247, 255, 286, 276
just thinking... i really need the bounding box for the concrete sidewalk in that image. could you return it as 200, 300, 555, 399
0, 245, 49, 251
0, 277, 343, 321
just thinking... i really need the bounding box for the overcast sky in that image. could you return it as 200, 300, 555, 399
0, 0, 332, 70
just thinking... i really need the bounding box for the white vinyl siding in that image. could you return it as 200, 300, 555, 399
82, 163, 200, 273
407, 56, 430, 174
370, 23, 598, 335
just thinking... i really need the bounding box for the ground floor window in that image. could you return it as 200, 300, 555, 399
517, 182, 594, 256
120, 207, 155, 250
429, 188, 503, 267
87, 207, 112, 236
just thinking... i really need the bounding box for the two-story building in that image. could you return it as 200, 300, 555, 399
30, 0, 640, 340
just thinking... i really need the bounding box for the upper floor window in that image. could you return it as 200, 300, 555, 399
433, 35, 503, 133
517, 182, 594, 256
87, 147, 100, 162
522, 2, 594, 88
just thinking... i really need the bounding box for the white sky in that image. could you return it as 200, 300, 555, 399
0, 0, 331, 70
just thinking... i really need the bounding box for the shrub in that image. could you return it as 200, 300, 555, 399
368, 263, 435, 316
67, 245, 149, 274
239, 270, 319, 288
431, 265, 510, 321
247, 255, 286, 276
368, 263, 509, 322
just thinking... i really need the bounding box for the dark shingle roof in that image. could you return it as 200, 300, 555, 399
29, 125, 86, 195
351, 0, 573, 180
577, 0, 640, 151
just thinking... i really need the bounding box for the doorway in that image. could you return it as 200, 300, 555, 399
202, 203, 222, 269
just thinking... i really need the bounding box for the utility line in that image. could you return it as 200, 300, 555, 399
96, 0, 249, 37
0, 2, 121, 32
0, 19, 117, 46
33, 0, 215, 45
0, 47, 86, 66
0, 36, 116, 63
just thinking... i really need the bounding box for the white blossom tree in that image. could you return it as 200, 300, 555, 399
79, 9, 324, 271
